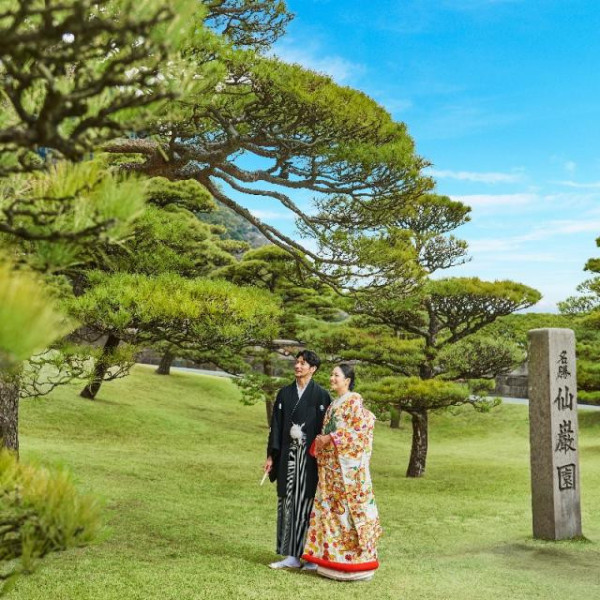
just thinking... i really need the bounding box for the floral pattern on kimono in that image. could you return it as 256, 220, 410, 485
302, 392, 382, 572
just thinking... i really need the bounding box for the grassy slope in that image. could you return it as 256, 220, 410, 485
7, 364, 600, 600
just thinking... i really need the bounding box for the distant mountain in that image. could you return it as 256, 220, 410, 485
200, 201, 267, 248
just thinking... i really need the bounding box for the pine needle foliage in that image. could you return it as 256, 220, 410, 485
68, 272, 281, 350
0, 449, 100, 592
0, 264, 72, 367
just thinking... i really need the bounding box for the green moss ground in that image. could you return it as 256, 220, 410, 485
7, 364, 600, 599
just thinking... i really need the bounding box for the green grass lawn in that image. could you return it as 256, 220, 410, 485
7, 364, 600, 599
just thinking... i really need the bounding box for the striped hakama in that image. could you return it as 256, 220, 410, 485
276, 438, 314, 557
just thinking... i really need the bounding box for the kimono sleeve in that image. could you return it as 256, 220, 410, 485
330, 394, 373, 459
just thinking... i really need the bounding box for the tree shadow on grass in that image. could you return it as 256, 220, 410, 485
488, 541, 600, 586
579, 411, 600, 429
94, 398, 131, 407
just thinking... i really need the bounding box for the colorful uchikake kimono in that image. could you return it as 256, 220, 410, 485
302, 391, 382, 580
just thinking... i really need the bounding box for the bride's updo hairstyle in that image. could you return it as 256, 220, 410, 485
338, 363, 356, 391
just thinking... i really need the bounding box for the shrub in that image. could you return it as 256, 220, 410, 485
0, 450, 100, 591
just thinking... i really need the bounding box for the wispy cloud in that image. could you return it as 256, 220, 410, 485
555, 180, 600, 189
273, 40, 365, 83
469, 218, 600, 254
520, 219, 600, 241
482, 252, 561, 263
250, 209, 294, 221
451, 193, 536, 207
417, 103, 522, 140
432, 168, 523, 184
468, 239, 517, 253
542, 191, 600, 207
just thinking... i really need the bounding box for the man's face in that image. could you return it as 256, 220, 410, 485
294, 356, 316, 379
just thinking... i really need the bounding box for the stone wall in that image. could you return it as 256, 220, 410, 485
494, 363, 528, 398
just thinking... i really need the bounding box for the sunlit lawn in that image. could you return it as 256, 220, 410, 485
7, 364, 600, 599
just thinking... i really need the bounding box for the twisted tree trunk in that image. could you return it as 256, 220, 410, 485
406, 409, 428, 477
0, 375, 19, 455
80, 333, 120, 400
156, 350, 174, 375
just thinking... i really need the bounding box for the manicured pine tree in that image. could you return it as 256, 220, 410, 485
69, 273, 281, 398
305, 194, 541, 477
0, 0, 202, 450
211, 245, 341, 424
559, 235, 600, 404
72, 177, 254, 399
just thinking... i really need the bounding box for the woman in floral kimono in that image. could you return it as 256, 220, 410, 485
302, 363, 382, 581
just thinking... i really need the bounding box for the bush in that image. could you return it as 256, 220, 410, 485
0, 450, 100, 591
577, 359, 600, 392
578, 390, 600, 406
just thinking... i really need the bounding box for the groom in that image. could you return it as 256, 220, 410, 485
264, 350, 330, 570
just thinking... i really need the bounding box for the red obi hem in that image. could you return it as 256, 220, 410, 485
301, 554, 379, 572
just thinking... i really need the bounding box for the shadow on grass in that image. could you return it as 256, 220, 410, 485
488, 540, 600, 584
200, 540, 278, 568
93, 397, 132, 407
579, 411, 600, 428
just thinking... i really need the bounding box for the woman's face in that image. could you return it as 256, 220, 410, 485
330, 367, 349, 395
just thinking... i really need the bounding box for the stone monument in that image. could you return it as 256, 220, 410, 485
528, 328, 582, 540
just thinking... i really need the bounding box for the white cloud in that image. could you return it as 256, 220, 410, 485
542, 191, 600, 206
520, 219, 600, 241
480, 252, 562, 263
555, 180, 600, 189
250, 209, 295, 220
451, 193, 536, 207
431, 168, 523, 184
527, 298, 559, 313
273, 40, 365, 83
468, 239, 518, 253
468, 218, 600, 254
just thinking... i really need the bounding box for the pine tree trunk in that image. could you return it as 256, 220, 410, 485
0, 375, 19, 455
390, 404, 402, 429
265, 399, 274, 425
263, 355, 274, 427
406, 409, 428, 478
80, 333, 120, 400
156, 350, 174, 375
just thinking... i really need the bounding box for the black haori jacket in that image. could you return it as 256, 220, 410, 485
267, 379, 331, 498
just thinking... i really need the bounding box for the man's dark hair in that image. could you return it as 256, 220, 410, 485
296, 350, 321, 371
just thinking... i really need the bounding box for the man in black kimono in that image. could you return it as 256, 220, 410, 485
264, 350, 330, 570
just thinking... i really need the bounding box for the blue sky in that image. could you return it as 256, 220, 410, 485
252, 0, 600, 311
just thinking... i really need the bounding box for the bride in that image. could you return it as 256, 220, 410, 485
302, 363, 382, 581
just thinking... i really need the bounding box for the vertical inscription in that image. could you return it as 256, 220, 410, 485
528, 328, 582, 540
